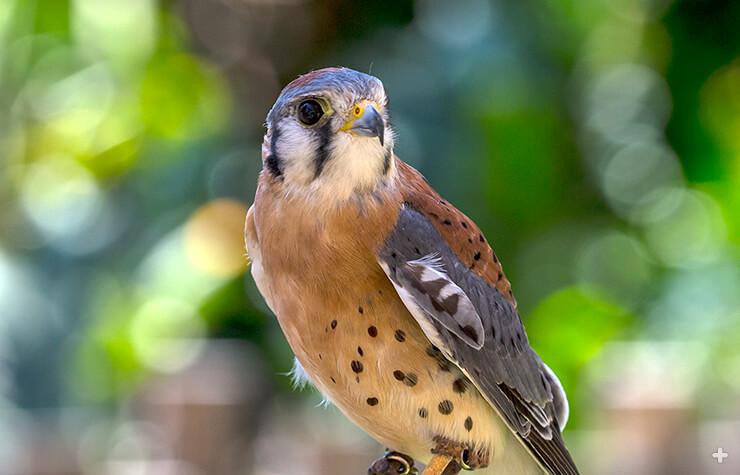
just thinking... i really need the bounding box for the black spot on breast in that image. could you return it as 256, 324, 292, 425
473, 252, 481, 261
442, 219, 452, 226
438, 400, 454, 415
497, 272, 503, 281
368, 326, 378, 337
403, 373, 418, 387
452, 379, 468, 394
367, 397, 379, 406
464, 416, 473, 431
393, 370, 405, 381
358, 306, 364, 314
351, 360, 364, 373
330, 320, 337, 329
480, 234, 486, 243
394, 329, 406, 342
357, 346, 364, 356
330, 377, 336, 384
461, 221, 468, 228
419, 407, 428, 418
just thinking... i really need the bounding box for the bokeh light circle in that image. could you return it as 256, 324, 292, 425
184, 199, 248, 277
130, 298, 205, 373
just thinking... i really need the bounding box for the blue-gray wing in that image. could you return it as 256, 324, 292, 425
377, 205, 578, 475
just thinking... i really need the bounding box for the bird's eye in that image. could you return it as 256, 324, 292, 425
297, 99, 324, 126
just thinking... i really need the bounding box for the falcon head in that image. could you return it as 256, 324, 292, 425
263, 67, 395, 201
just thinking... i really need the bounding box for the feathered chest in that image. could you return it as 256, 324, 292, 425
247, 182, 401, 318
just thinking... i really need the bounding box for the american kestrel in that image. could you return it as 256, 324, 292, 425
245, 68, 579, 475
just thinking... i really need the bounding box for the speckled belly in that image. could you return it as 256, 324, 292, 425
271, 270, 508, 464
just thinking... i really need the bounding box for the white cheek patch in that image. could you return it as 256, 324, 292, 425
275, 120, 319, 186
317, 132, 387, 200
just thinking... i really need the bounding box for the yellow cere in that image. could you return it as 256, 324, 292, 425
341, 100, 382, 131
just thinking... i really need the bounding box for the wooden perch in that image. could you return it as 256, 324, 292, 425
422, 454, 460, 475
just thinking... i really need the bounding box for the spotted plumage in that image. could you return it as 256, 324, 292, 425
438, 400, 454, 415
246, 67, 578, 475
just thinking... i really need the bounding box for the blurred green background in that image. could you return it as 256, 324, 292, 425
1, 0, 739, 474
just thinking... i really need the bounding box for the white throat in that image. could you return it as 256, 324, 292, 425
277, 130, 396, 208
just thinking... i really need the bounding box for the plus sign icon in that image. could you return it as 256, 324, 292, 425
712, 448, 729, 464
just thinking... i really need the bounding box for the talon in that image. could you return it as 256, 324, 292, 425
368, 451, 417, 475
459, 449, 472, 471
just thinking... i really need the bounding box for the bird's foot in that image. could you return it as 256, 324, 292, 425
368, 451, 418, 475
425, 436, 490, 474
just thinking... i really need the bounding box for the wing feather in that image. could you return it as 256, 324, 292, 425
378, 204, 578, 475
396, 259, 485, 349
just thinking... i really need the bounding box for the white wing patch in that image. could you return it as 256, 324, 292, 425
408, 253, 446, 273
379, 256, 485, 350
379, 261, 451, 354
542, 362, 569, 430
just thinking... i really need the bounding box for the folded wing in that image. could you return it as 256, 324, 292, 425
377, 205, 578, 475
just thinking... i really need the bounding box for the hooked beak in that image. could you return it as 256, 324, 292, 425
341, 103, 385, 146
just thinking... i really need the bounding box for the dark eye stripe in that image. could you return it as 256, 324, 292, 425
313, 124, 332, 179
267, 125, 283, 178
